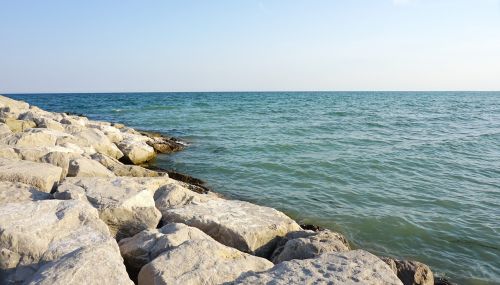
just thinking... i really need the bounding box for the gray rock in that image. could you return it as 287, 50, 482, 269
157, 184, 301, 257
233, 250, 403, 285
270, 229, 350, 263
138, 237, 273, 285
0, 200, 129, 284
381, 257, 434, 285
56, 177, 166, 240
67, 157, 115, 178
0, 158, 62, 192
0, 181, 51, 205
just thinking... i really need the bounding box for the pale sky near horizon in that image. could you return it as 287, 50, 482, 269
1, 0, 500, 93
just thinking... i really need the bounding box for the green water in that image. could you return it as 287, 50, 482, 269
9, 92, 500, 284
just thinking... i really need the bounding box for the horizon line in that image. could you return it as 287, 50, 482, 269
3, 90, 500, 95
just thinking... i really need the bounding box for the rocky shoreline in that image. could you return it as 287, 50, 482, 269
0, 95, 438, 284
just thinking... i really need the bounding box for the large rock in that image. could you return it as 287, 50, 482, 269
0, 95, 30, 110
0, 181, 51, 205
117, 136, 156, 165
25, 244, 134, 285
233, 250, 403, 285
0, 128, 73, 148
381, 257, 434, 285
270, 229, 350, 263
138, 233, 273, 285
1, 118, 36, 133
0, 158, 62, 192
90, 152, 160, 177
62, 128, 123, 159
0, 123, 12, 135
87, 122, 124, 143
67, 157, 115, 178
157, 184, 301, 257
55, 177, 166, 240
0, 199, 131, 284
119, 223, 213, 277
33, 117, 65, 131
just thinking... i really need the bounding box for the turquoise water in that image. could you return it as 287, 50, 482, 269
8, 92, 500, 284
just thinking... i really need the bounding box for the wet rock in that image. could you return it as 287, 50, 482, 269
270, 229, 350, 263
381, 257, 434, 285
0, 199, 130, 284
67, 157, 115, 178
0, 181, 51, 205
138, 234, 273, 285
233, 250, 403, 285
0, 158, 62, 192
55, 177, 168, 240
157, 184, 301, 257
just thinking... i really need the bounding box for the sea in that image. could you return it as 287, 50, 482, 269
7, 92, 500, 285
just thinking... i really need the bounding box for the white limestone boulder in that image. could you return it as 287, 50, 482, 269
0, 123, 12, 135
87, 122, 124, 143
67, 157, 115, 178
119, 223, 212, 276
270, 229, 350, 263
137, 232, 274, 285
0, 95, 30, 114
33, 117, 65, 131
61, 128, 123, 159
233, 250, 403, 285
0, 158, 62, 192
0, 181, 51, 205
0, 199, 131, 284
1, 118, 36, 133
157, 184, 301, 257
0, 128, 73, 148
25, 244, 134, 285
55, 177, 167, 240
117, 136, 156, 165
90, 152, 161, 177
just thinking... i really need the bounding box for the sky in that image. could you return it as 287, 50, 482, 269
1, 0, 500, 93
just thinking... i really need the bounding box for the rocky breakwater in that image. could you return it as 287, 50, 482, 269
0, 95, 436, 285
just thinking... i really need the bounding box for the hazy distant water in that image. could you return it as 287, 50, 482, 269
9, 92, 500, 284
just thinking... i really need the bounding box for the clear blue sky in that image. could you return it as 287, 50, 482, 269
1, 0, 499, 93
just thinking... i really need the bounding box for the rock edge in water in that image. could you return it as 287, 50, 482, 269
0, 95, 441, 285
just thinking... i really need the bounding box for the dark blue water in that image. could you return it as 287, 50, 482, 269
7, 92, 500, 284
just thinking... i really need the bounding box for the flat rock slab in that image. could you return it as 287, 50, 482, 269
0, 200, 130, 284
56, 177, 172, 240
233, 250, 403, 285
271, 229, 350, 263
138, 234, 273, 285
0, 158, 62, 192
0, 181, 51, 205
158, 185, 301, 257
67, 157, 115, 178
